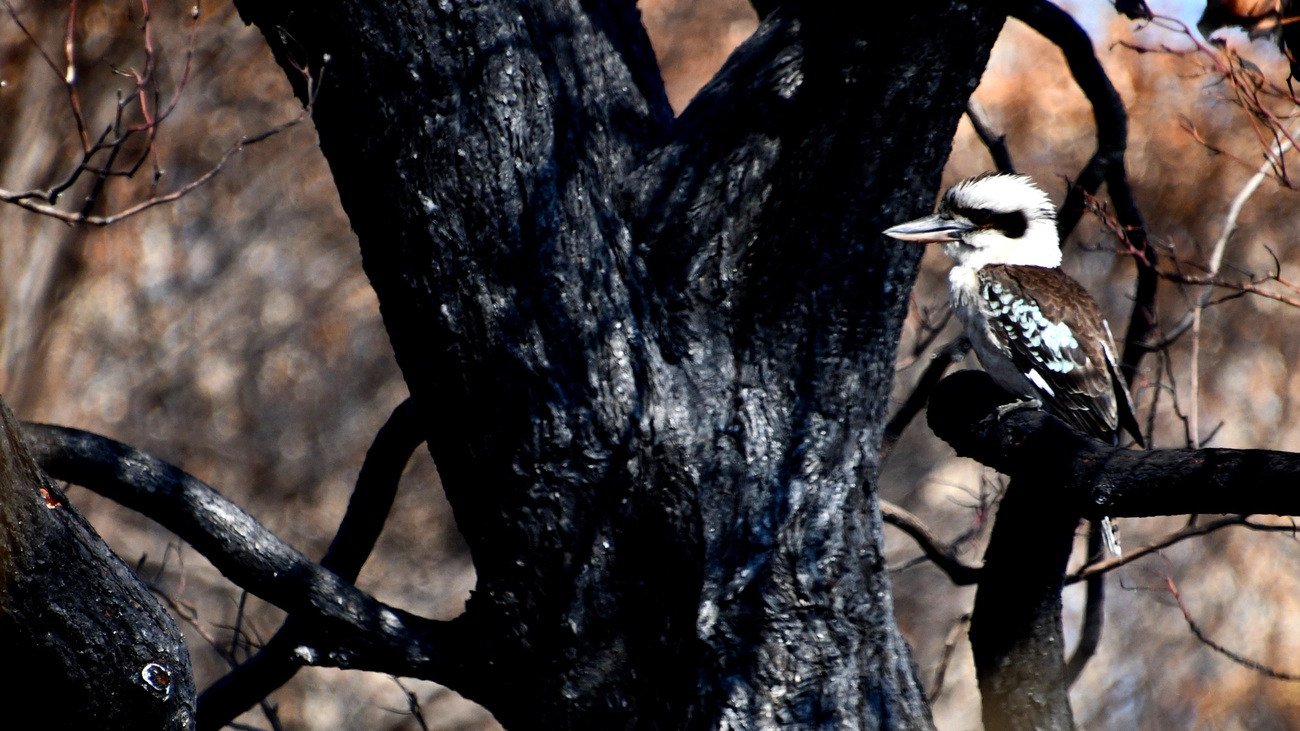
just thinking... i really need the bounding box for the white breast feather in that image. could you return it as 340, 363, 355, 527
948, 267, 1040, 399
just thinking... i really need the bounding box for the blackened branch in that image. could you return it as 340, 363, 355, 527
319, 398, 424, 578
966, 100, 1016, 174
927, 371, 1300, 519
1009, 0, 1124, 240
883, 336, 971, 457
1107, 174, 1160, 383
1008, 0, 1159, 382
969, 471, 1078, 731
196, 398, 426, 731
1063, 525, 1105, 687
881, 500, 982, 586
20, 422, 479, 690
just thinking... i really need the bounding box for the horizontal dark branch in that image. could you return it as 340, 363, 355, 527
20, 423, 479, 686
927, 371, 1300, 518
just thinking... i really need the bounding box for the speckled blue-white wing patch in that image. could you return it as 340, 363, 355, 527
977, 265, 1138, 443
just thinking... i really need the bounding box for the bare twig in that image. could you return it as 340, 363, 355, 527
1066, 514, 1300, 583
1166, 574, 1300, 681
883, 337, 971, 457
1121, 16, 1300, 186
894, 302, 954, 370
389, 678, 431, 731
965, 99, 1015, 173
881, 500, 982, 586
928, 613, 972, 701
1085, 191, 1300, 319
0, 100, 314, 226
1, 0, 63, 79
1188, 128, 1296, 446
0, 1, 314, 226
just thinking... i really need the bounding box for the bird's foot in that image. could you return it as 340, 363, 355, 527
996, 397, 1043, 420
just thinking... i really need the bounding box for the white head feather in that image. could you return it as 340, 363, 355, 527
885, 173, 1062, 270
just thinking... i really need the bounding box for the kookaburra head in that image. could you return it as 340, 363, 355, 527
883, 172, 1062, 270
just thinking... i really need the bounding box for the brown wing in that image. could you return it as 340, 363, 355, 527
979, 265, 1141, 444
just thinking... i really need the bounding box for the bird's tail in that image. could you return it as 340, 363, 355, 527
1100, 516, 1122, 558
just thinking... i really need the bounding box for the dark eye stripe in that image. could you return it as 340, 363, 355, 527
951, 206, 1028, 238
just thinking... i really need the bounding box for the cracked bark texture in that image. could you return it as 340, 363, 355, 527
231, 2, 1005, 728
0, 396, 194, 730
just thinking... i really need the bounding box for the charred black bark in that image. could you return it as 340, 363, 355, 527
969, 477, 1077, 731
226, 1, 1005, 728
194, 398, 426, 730
929, 370, 1300, 519
24, 422, 479, 684
0, 399, 194, 731
929, 370, 1300, 729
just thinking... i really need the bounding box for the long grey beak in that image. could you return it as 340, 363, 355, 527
883, 214, 971, 243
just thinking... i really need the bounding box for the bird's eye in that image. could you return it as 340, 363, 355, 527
962, 208, 993, 225
993, 210, 1028, 238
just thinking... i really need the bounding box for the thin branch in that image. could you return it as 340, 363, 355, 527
1, 0, 64, 80
198, 399, 425, 731
390, 678, 431, 731
881, 499, 982, 585
965, 99, 1015, 173
1166, 574, 1300, 681
1153, 271, 1300, 307
1189, 129, 1295, 446
1064, 524, 1105, 686
1120, 16, 1300, 186
0, 4, 317, 226
0, 104, 312, 226
19, 422, 479, 686
1085, 192, 1300, 329
895, 303, 955, 370
1009, 0, 1125, 240
1066, 514, 1300, 583
928, 613, 972, 701
883, 336, 970, 457
64, 0, 90, 150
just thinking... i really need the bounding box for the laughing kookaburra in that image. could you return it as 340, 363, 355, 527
884, 172, 1143, 555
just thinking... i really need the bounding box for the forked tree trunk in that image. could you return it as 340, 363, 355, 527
233, 2, 1006, 727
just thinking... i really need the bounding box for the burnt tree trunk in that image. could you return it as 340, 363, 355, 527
0, 395, 194, 730
231, 2, 1005, 728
